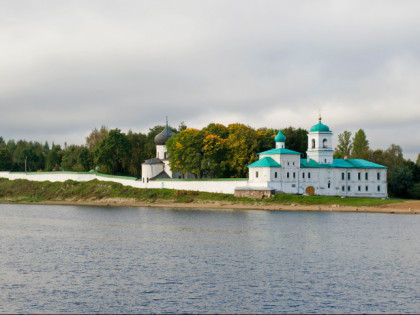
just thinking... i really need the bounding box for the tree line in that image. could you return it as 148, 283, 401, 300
165, 123, 308, 178
0, 124, 419, 198
0, 125, 171, 177
334, 129, 420, 199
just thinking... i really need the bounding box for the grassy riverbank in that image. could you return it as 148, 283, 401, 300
0, 177, 403, 208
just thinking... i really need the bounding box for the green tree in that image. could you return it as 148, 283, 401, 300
94, 129, 131, 175
46, 144, 63, 171
351, 129, 370, 159
383, 144, 404, 169
256, 128, 277, 153
408, 183, 420, 199
334, 131, 353, 158
202, 123, 229, 139
62, 145, 87, 171
416, 153, 420, 166
282, 127, 308, 157
126, 131, 147, 177
11, 140, 47, 171
86, 126, 109, 151
78, 147, 94, 171
369, 149, 385, 165
201, 132, 229, 178
0, 147, 13, 170
166, 128, 204, 178
226, 123, 259, 178
388, 164, 414, 198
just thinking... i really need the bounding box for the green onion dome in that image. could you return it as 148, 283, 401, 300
274, 130, 286, 142
310, 119, 330, 132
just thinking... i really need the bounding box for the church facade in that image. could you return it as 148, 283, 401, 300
247, 118, 388, 198
141, 122, 194, 182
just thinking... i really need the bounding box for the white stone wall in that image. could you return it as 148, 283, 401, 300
265, 167, 388, 198
0, 167, 387, 198
0, 172, 247, 194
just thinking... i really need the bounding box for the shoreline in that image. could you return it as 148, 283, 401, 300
1, 198, 419, 214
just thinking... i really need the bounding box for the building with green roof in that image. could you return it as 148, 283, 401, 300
245, 117, 388, 198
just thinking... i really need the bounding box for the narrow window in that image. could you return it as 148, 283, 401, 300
293, 162, 295, 166
288, 162, 290, 166
324, 159, 327, 163
328, 181, 331, 188
377, 185, 381, 192
308, 172, 311, 179
256, 171, 259, 178
342, 186, 345, 191
302, 172, 305, 179
365, 172, 369, 180
358, 186, 361, 191
365, 185, 369, 191
342, 172, 345, 180
275, 172, 278, 179
323, 138, 328, 148
293, 172, 296, 178
312, 139, 315, 148
377, 172, 380, 180
348, 186, 351, 191
358, 172, 361, 180
348, 173, 351, 180
287, 172, 290, 178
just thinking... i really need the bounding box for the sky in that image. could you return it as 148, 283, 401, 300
1, 0, 420, 160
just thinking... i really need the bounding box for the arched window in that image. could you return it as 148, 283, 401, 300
323, 138, 328, 148
312, 139, 316, 149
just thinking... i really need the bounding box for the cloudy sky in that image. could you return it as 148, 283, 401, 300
1, 0, 419, 160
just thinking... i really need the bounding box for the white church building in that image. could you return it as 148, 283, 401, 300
141, 122, 194, 182
140, 117, 387, 198
246, 117, 388, 198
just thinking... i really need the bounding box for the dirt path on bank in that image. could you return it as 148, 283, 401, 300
3, 198, 419, 214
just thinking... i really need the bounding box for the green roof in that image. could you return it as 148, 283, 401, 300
301, 158, 387, 169
310, 120, 331, 132
258, 148, 301, 155
247, 157, 282, 168
274, 130, 286, 142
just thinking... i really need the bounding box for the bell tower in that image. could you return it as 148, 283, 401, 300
306, 115, 334, 164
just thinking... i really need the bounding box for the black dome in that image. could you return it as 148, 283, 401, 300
154, 125, 174, 145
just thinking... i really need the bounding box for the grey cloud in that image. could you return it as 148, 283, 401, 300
0, 0, 419, 159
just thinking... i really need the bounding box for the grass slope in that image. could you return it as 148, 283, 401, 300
0, 178, 401, 207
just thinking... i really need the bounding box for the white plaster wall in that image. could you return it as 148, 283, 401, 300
296, 168, 387, 198
141, 163, 164, 181
279, 155, 301, 168
259, 154, 280, 164
0, 172, 248, 194
156, 145, 167, 159
144, 180, 249, 194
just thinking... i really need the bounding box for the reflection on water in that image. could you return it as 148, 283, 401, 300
0, 204, 419, 313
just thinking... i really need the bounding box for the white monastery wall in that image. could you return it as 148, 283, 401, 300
0, 172, 247, 195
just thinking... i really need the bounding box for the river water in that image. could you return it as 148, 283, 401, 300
0, 204, 419, 314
